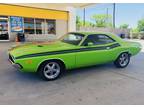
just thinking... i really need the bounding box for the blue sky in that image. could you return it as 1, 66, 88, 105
76, 3, 144, 28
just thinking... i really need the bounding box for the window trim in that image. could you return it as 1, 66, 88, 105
81, 34, 116, 46
35, 18, 45, 34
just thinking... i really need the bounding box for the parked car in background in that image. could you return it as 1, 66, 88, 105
8, 32, 142, 80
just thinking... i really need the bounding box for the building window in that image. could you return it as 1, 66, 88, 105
23, 18, 56, 35
35, 19, 45, 34
46, 20, 56, 34
0, 16, 9, 40
0, 16, 8, 32
24, 18, 35, 34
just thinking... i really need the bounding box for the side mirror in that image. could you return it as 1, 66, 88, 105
87, 42, 94, 46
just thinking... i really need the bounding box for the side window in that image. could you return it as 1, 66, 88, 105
96, 34, 115, 44
83, 34, 115, 46
62, 33, 84, 45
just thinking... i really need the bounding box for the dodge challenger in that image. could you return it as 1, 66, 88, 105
8, 32, 142, 80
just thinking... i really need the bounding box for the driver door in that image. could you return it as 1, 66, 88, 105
75, 34, 119, 68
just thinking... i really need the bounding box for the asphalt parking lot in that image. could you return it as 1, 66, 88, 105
0, 40, 144, 104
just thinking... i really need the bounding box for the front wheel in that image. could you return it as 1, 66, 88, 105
114, 52, 130, 68
38, 60, 64, 81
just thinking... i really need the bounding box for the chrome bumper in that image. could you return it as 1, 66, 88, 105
8, 54, 23, 69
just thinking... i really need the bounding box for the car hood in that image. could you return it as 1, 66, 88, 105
9, 41, 78, 58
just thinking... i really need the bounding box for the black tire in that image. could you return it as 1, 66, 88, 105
114, 52, 130, 68
38, 60, 65, 81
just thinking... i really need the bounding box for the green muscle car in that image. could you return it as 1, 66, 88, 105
8, 32, 142, 80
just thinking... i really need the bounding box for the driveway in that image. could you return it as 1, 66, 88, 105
0, 40, 144, 104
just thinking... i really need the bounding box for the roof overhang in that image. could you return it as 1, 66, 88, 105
9, 3, 95, 11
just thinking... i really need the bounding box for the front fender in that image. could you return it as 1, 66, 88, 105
15, 53, 76, 73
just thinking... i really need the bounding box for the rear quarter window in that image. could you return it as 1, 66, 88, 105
82, 34, 115, 46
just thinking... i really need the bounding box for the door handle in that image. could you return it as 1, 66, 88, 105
106, 47, 110, 50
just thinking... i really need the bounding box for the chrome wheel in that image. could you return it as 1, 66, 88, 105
43, 62, 61, 79
114, 52, 130, 68
119, 53, 129, 67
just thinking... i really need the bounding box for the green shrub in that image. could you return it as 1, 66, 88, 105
139, 33, 144, 39
132, 33, 139, 39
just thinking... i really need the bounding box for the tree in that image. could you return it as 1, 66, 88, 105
76, 15, 95, 28
76, 16, 83, 28
132, 28, 139, 33
84, 21, 95, 27
119, 24, 129, 29
137, 18, 144, 32
91, 14, 112, 27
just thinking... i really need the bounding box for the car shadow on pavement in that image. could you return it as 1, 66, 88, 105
10, 63, 116, 83
8, 68, 42, 82
63, 63, 113, 76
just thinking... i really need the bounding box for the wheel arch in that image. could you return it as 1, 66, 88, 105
37, 58, 66, 73
116, 51, 131, 60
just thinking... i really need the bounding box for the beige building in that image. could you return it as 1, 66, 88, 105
0, 3, 91, 41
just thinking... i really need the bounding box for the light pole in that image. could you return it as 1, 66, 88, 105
106, 8, 109, 27
113, 3, 116, 28
83, 8, 86, 27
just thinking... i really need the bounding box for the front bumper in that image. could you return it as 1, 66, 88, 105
8, 54, 23, 69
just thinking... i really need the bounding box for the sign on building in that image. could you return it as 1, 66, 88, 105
10, 16, 23, 32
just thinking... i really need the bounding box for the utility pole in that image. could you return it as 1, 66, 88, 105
106, 8, 109, 27
113, 3, 116, 28
83, 8, 86, 27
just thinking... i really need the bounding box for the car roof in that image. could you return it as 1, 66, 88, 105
69, 32, 113, 36
69, 31, 123, 43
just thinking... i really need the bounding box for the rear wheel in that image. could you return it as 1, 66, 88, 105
114, 52, 130, 68
38, 60, 64, 81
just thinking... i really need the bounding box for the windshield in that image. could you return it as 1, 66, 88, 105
61, 33, 84, 45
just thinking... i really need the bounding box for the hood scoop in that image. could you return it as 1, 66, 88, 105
37, 45, 43, 47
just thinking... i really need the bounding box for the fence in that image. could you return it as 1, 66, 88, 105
77, 27, 144, 39
77, 27, 130, 38
129, 32, 144, 39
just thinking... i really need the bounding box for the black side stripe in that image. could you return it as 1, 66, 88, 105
15, 43, 120, 59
